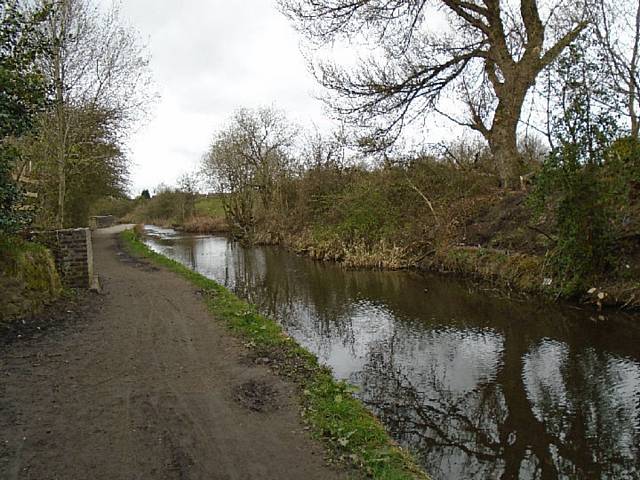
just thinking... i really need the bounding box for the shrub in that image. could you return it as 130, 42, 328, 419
89, 195, 135, 219
530, 60, 619, 295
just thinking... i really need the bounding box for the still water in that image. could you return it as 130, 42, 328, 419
143, 225, 640, 480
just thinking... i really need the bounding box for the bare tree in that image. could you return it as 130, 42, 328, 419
280, 0, 590, 187
201, 106, 297, 236
300, 123, 351, 169
176, 171, 199, 222
36, 0, 152, 227
24, 103, 130, 226
594, 0, 640, 138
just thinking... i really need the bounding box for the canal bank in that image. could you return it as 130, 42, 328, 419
141, 225, 640, 479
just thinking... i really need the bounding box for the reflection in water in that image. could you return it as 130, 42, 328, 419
144, 226, 640, 479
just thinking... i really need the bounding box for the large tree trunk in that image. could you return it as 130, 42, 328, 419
485, 83, 529, 189
487, 123, 522, 190
478, 1, 587, 189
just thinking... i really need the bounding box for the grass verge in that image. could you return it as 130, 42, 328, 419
120, 229, 429, 480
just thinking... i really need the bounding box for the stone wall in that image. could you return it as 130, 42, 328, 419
89, 215, 115, 229
30, 228, 94, 288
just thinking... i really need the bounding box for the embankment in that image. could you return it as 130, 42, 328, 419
0, 236, 62, 322
268, 229, 638, 310
122, 158, 640, 311
249, 175, 639, 311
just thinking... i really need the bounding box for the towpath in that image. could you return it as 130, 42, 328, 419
0, 226, 346, 479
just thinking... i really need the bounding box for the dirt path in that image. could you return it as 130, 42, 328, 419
0, 226, 347, 480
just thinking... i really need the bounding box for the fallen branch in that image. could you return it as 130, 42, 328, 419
405, 175, 438, 225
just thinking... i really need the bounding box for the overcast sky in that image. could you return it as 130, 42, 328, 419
114, 0, 471, 196
116, 0, 330, 195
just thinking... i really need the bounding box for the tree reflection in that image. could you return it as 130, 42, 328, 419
225, 238, 640, 479
354, 330, 640, 479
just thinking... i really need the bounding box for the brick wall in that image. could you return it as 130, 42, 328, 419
30, 228, 94, 288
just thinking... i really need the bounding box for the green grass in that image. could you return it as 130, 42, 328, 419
194, 194, 226, 217
120, 229, 429, 480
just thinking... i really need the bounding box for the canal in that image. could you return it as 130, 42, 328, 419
143, 225, 640, 479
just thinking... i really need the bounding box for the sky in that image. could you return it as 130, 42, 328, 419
116, 0, 329, 195
108, 0, 602, 196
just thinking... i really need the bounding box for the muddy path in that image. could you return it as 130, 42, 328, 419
0, 226, 347, 480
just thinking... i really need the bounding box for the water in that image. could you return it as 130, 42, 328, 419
143, 225, 640, 479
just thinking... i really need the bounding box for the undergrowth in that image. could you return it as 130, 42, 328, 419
0, 235, 62, 321
120, 229, 429, 480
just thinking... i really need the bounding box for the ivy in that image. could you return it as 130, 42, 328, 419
531, 40, 620, 295
0, 1, 48, 234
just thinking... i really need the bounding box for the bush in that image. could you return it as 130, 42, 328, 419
332, 169, 405, 244
123, 188, 185, 225
530, 70, 619, 295
89, 195, 135, 219
533, 151, 613, 294
604, 137, 640, 214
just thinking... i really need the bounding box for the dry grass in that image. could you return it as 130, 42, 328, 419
422, 245, 549, 294
181, 215, 228, 234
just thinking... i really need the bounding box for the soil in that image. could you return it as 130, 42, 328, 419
0, 226, 347, 480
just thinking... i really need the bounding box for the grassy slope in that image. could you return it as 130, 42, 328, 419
194, 195, 225, 217
0, 235, 62, 322
120, 230, 429, 480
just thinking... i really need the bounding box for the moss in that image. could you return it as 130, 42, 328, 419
0, 235, 62, 322
120, 230, 429, 480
